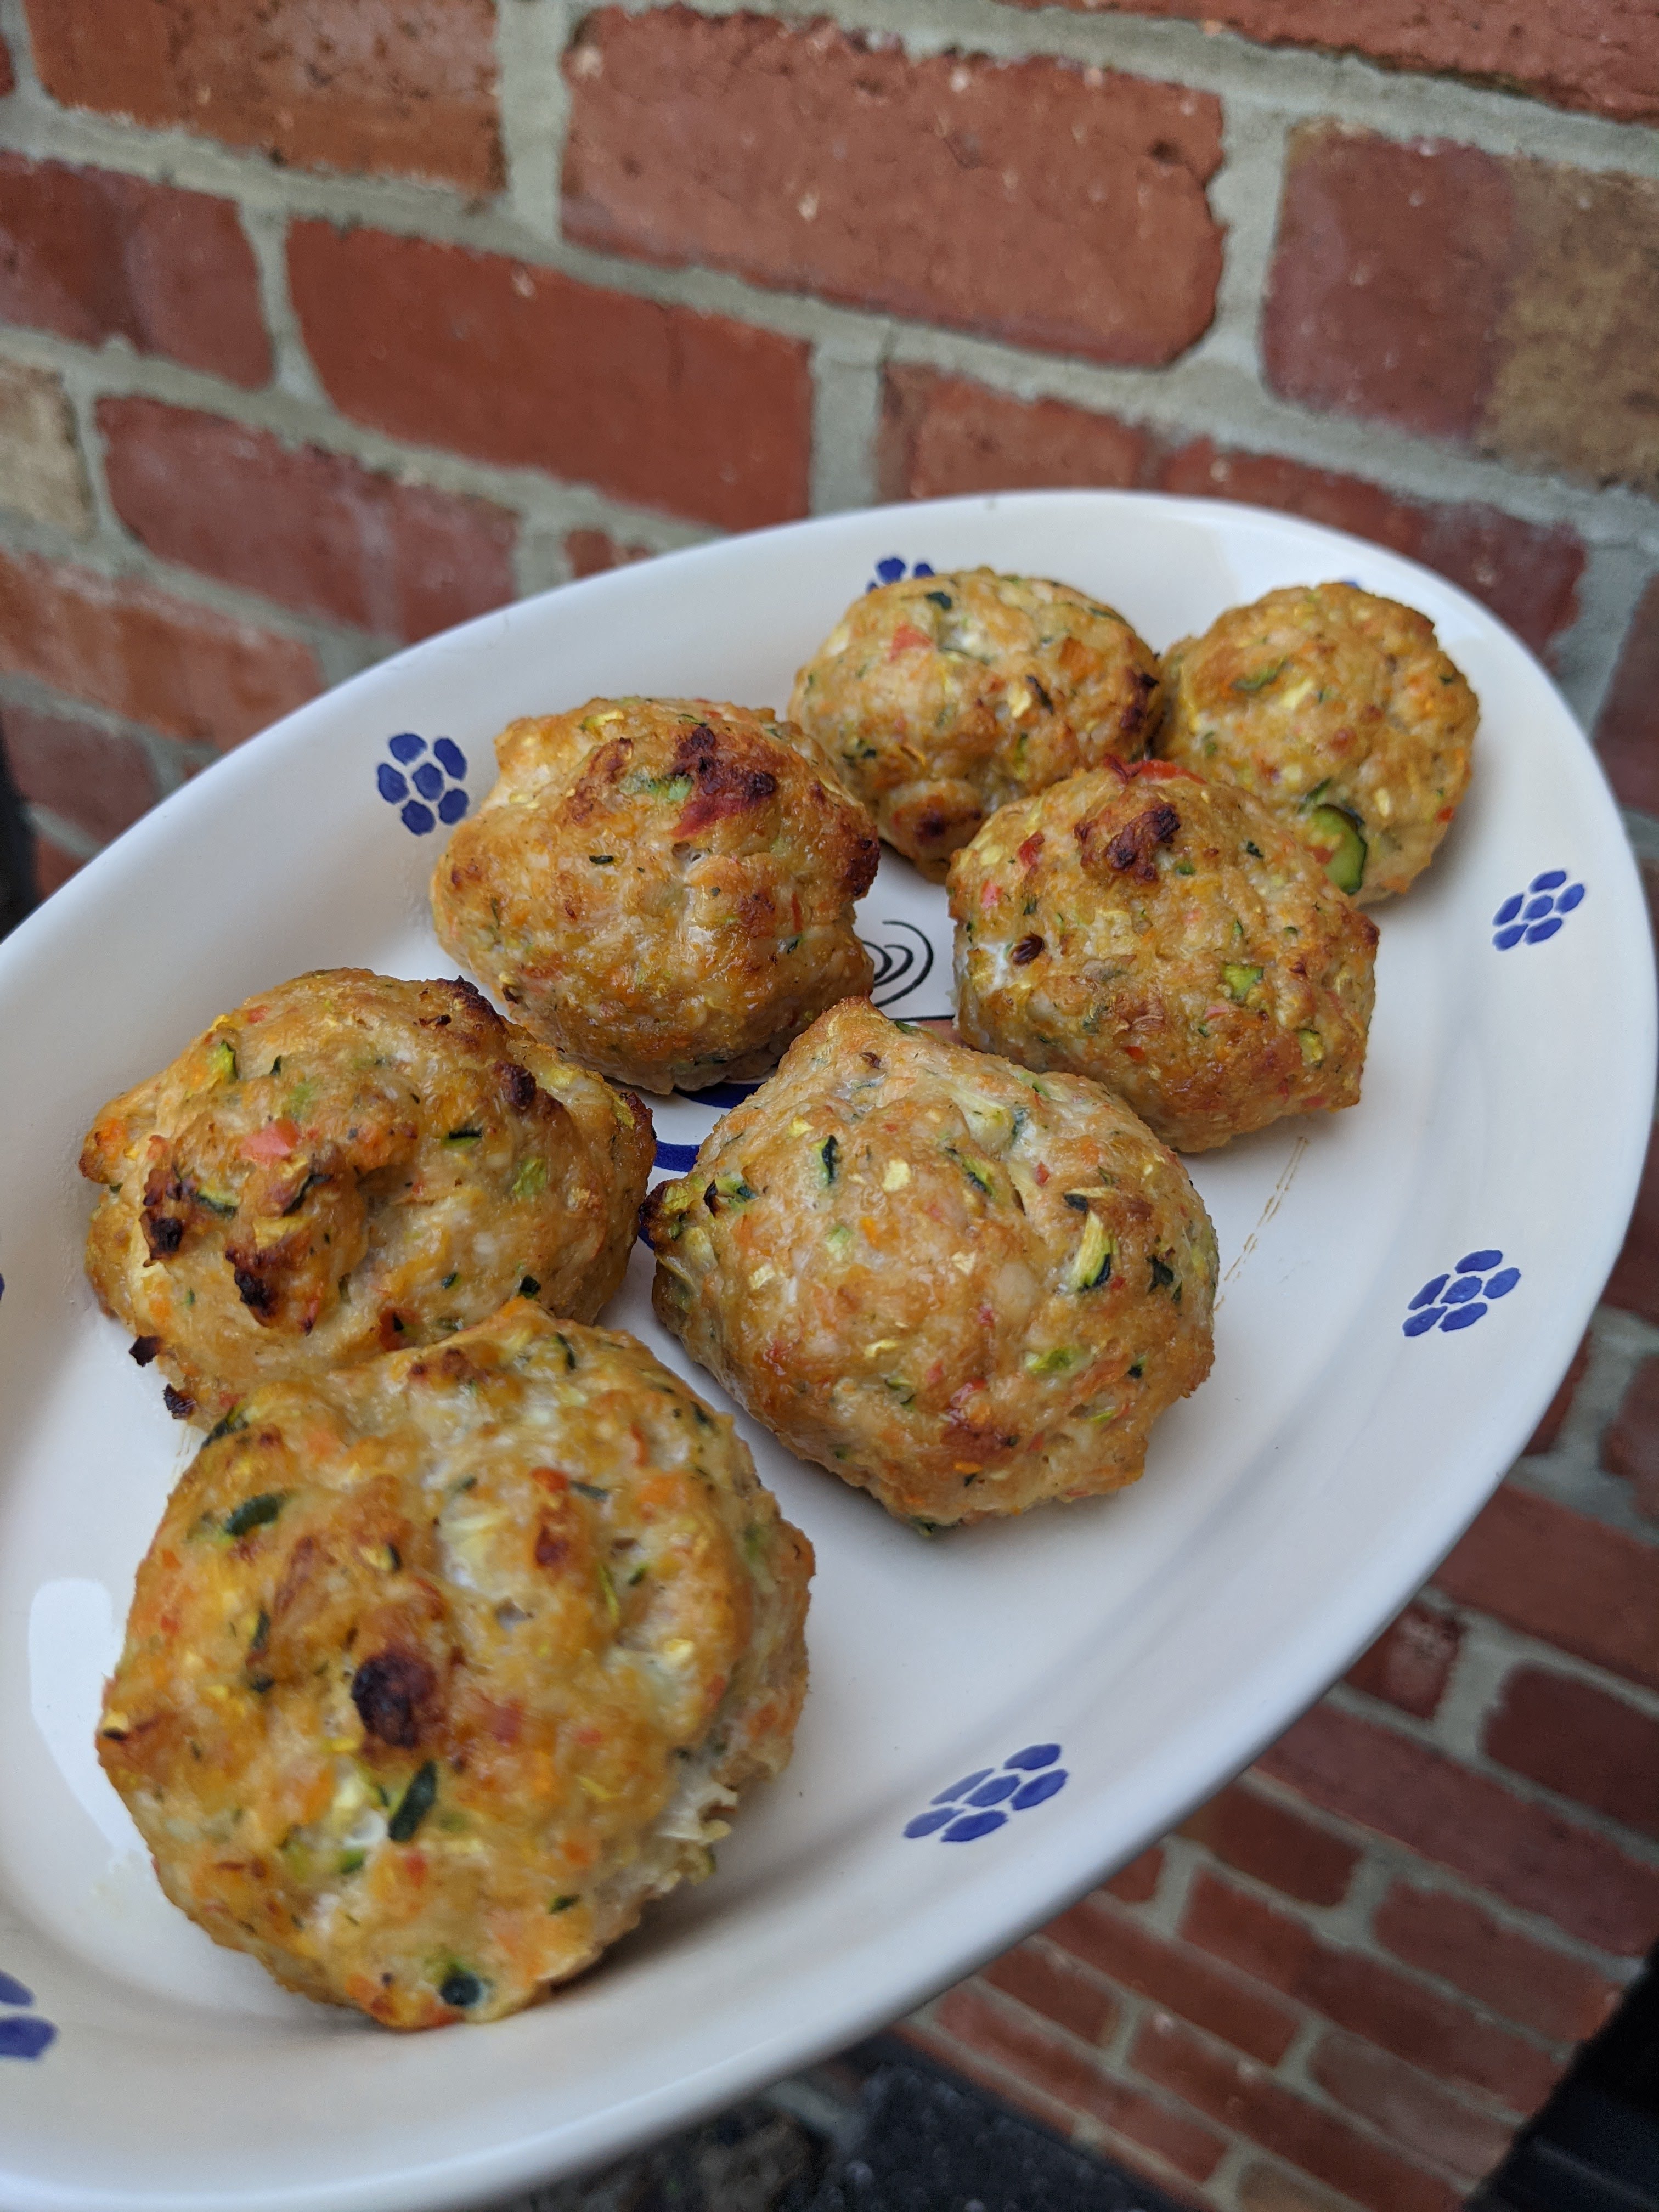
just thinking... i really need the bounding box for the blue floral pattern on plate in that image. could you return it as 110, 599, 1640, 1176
1493, 871, 1584, 949
904, 1745, 1069, 1842
1402, 1250, 1521, 1337
377, 733, 469, 837
0, 1972, 55, 2060
867, 556, 935, 593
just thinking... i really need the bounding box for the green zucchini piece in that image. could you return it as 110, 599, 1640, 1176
1302, 802, 1367, 895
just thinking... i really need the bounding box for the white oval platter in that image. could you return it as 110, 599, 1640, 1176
0, 493, 1651, 2212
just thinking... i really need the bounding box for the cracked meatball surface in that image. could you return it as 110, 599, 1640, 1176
790, 569, 1163, 880
949, 761, 1378, 1154
644, 1000, 1216, 1528
80, 970, 652, 1427
1158, 583, 1476, 902
97, 1303, 812, 2029
431, 698, 880, 1094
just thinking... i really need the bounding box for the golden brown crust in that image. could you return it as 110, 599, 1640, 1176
790, 569, 1163, 880
1157, 583, 1476, 901
948, 762, 1378, 1153
644, 1000, 1216, 1527
431, 698, 881, 1093
97, 1304, 812, 2029
80, 970, 652, 1425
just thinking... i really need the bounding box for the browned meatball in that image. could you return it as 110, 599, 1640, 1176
791, 569, 1162, 879
1158, 583, 1477, 901
431, 698, 881, 1093
644, 1000, 1216, 1528
80, 970, 652, 1426
949, 762, 1378, 1153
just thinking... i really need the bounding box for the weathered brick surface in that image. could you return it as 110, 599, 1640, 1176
1435, 1485, 1659, 1694
1603, 1354, 1659, 1523
24, 0, 501, 193
1483, 1666, 1659, 1840
1595, 573, 1659, 816
1132, 2013, 1460, 2212
1372, 1881, 1621, 2045
1237, 2164, 1353, 2212
0, 357, 91, 534
929, 1988, 1228, 2180
1602, 1126, 1659, 1328
564, 528, 654, 580
0, 34, 13, 97
1, 702, 159, 845
1256, 1702, 1659, 1953
1265, 126, 1659, 493
1046, 1894, 1299, 2062
288, 222, 811, 532
0, 156, 268, 386
990, 1, 1659, 126
563, 12, 1224, 368
31, 827, 81, 895
877, 366, 1584, 656
1103, 1845, 1165, 1904
1307, 2033, 1513, 2183
1345, 1601, 1462, 1720
0, 550, 318, 747
1181, 1872, 1561, 2111
979, 1941, 1119, 2045
100, 398, 517, 642
1180, 1782, 1361, 1906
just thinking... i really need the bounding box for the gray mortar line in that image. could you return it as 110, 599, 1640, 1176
499, 0, 577, 244
811, 323, 888, 514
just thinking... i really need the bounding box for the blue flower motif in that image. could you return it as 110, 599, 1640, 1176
377, 733, 469, 836
1402, 1250, 1521, 1338
0, 1972, 55, 2061
1493, 871, 1584, 949
866, 556, 936, 594
904, 1743, 1068, 1842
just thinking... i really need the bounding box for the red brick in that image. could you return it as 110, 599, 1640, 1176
1047, 1894, 1298, 2063
977, 1941, 1118, 2045
1181, 1782, 1360, 1907
1598, 574, 1659, 818
878, 366, 1148, 501
1604, 1355, 1659, 1524
562, 11, 1223, 369
564, 529, 654, 580
1, 704, 158, 847
1483, 1666, 1659, 1841
1263, 126, 1515, 446
0, 551, 318, 749
932, 1987, 1227, 2181
1435, 1484, 1659, 1694
99, 398, 517, 644
288, 221, 810, 534
1181, 1871, 1560, 2112
991, 1, 1659, 128
1157, 438, 1582, 659
1525, 1334, 1590, 1457
874, 366, 1583, 658
0, 35, 14, 97
1255, 1703, 1659, 1955
0, 156, 268, 386
1345, 1603, 1462, 1720
32, 829, 82, 897
1308, 2033, 1514, 2183
1131, 2013, 1460, 2212
1603, 1125, 1659, 1328
1373, 1882, 1621, 2045
1104, 1845, 1165, 1905
24, 0, 500, 193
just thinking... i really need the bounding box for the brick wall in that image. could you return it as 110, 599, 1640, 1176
0, 3, 1655, 2205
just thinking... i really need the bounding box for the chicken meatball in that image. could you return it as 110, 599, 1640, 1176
790, 569, 1163, 880
949, 761, 1378, 1154
1158, 583, 1476, 901
97, 1302, 813, 2029
80, 970, 652, 1426
644, 1000, 1216, 1528
431, 698, 880, 1094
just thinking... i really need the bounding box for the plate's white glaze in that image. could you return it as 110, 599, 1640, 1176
0, 494, 1651, 2212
